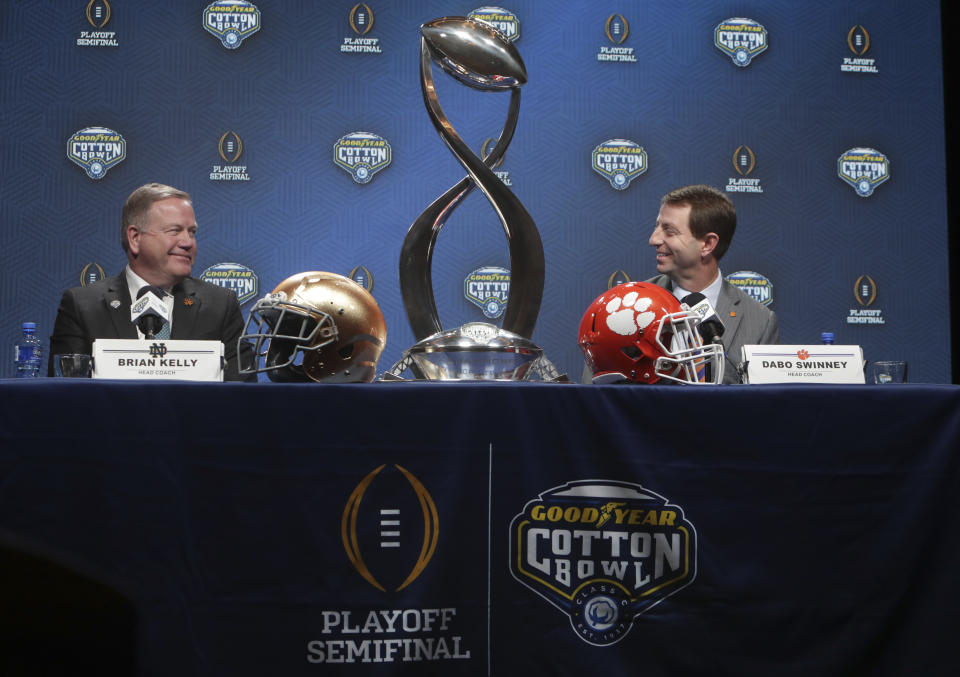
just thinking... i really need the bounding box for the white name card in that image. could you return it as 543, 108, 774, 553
741, 344, 865, 384
93, 339, 223, 381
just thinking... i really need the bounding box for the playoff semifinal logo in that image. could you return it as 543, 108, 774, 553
715, 18, 768, 67
342, 464, 439, 593
838, 147, 889, 197
510, 480, 697, 646
67, 126, 126, 179
848, 274, 884, 325
592, 139, 647, 190
203, 0, 261, 49
78, 0, 118, 46
597, 14, 636, 62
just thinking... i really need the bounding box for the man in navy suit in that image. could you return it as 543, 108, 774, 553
647, 184, 778, 383
48, 182, 253, 381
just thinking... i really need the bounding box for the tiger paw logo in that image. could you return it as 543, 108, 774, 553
797, 349, 810, 360
342, 465, 438, 592
604, 287, 656, 336
509, 480, 697, 646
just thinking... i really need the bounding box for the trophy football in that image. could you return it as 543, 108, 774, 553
385, 16, 563, 381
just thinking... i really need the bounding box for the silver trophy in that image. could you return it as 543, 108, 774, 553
386, 16, 563, 381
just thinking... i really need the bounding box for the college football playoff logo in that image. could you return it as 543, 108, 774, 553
342, 465, 439, 592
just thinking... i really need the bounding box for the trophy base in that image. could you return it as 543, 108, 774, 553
382, 322, 566, 382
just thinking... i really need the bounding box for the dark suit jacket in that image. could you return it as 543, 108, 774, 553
647, 274, 779, 383
48, 273, 254, 381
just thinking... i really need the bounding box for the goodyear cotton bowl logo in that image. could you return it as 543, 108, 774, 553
334, 132, 392, 184
838, 147, 889, 197
203, 1, 260, 49
464, 266, 510, 319
200, 263, 259, 305
468, 7, 519, 42
67, 127, 126, 179
715, 18, 768, 67
592, 139, 647, 190
726, 271, 773, 306
509, 480, 697, 646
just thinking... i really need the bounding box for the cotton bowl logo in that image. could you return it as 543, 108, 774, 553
838, 147, 889, 197
200, 263, 259, 305
726, 271, 773, 306
509, 480, 697, 646
67, 126, 126, 179
342, 464, 439, 592
468, 6, 519, 42
715, 18, 768, 67
592, 139, 647, 191
203, 1, 261, 49
464, 266, 510, 319
334, 132, 392, 184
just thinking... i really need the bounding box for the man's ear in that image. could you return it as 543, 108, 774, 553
700, 232, 719, 258
126, 225, 140, 257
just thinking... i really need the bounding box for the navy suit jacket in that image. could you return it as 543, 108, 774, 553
48, 273, 254, 381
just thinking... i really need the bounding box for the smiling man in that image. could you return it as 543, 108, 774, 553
48, 183, 253, 380
647, 184, 778, 383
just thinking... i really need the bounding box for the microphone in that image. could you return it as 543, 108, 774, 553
680, 292, 726, 384
679, 292, 725, 344
130, 286, 170, 339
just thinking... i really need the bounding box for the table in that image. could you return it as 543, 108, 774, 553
1, 380, 958, 676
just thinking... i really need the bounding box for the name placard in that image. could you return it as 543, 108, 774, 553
93, 339, 223, 381
741, 345, 865, 384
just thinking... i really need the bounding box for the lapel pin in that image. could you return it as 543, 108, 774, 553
184, 297, 195, 307
110, 299, 121, 309
730, 311, 737, 317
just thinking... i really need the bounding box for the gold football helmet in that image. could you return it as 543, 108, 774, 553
240, 271, 386, 383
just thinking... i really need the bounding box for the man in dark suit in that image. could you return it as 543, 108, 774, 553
647, 184, 778, 383
48, 182, 254, 381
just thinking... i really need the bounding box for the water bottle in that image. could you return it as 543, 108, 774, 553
14, 322, 43, 378
820, 332, 835, 345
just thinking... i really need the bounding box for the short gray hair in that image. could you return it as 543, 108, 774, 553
121, 182, 192, 252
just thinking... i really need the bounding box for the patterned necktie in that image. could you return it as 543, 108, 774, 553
154, 322, 171, 340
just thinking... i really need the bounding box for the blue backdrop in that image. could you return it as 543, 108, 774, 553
0, 0, 951, 381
